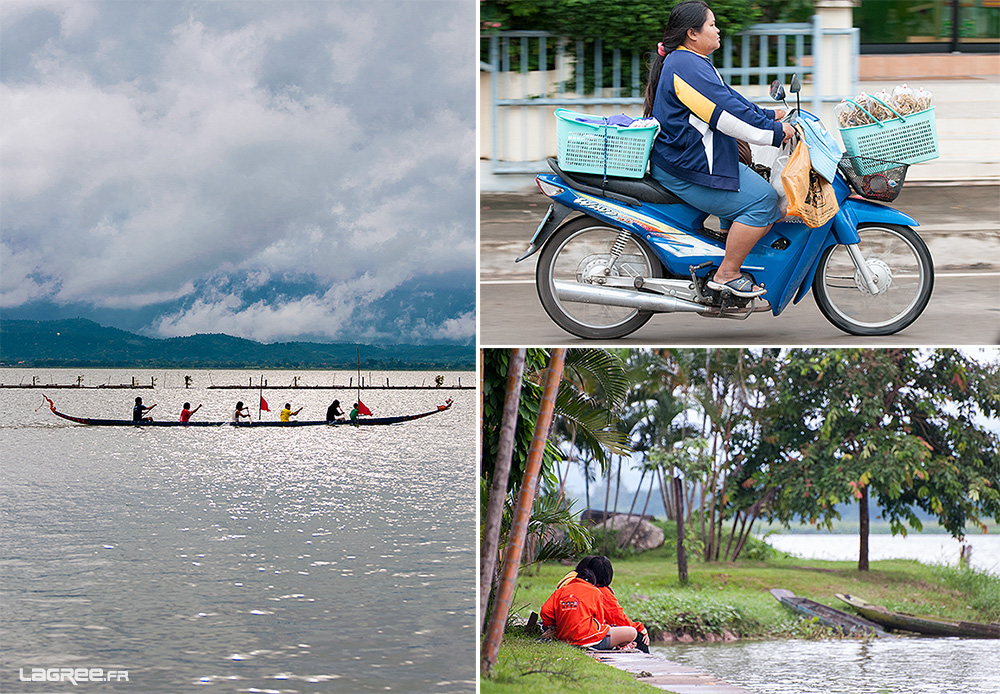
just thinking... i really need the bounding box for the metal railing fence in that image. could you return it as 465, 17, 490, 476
482, 17, 859, 173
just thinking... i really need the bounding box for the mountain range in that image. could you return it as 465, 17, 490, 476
0, 319, 474, 370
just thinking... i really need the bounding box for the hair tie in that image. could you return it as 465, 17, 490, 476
657, 42, 667, 57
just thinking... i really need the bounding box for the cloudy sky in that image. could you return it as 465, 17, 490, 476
1, 0, 475, 345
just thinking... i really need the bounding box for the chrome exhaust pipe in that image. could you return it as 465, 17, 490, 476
553, 280, 705, 314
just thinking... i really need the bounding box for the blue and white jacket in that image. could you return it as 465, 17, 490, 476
650, 47, 784, 192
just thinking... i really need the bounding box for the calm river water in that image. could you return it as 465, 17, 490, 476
766, 532, 1000, 576
0, 369, 475, 693
654, 638, 1000, 694
651, 532, 1000, 694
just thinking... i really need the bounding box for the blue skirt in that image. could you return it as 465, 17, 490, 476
651, 162, 782, 229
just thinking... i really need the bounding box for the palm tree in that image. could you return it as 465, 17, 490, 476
481, 349, 566, 676
479, 348, 635, 675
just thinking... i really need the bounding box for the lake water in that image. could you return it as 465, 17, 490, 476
654, 638, 1000, 694
654, 532, 1000, 694
764, 532, 1000, 576
0, 369, 476, 693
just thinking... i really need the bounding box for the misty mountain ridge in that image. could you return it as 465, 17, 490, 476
0, 319, 473, 370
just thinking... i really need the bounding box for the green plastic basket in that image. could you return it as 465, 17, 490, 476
555, 109, 659, 179
839, 96, 938, 174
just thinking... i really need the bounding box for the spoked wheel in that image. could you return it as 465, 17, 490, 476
536, 217, 663, 339
813, 223, 933, 335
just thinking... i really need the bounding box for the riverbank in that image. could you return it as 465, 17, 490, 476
482, 551, 1000, 693
513, 554, 999, 641
483, 633, 667, 694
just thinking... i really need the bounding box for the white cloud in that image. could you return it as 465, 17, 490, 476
1, 0, 474, 342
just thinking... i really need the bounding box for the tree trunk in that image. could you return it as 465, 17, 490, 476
858, 485, 870, 572
723, 512, 740, 561
481, 349, 566, 676
656, 467, 673, 522
613, 456, 622, 516
602, 454, 613, 553
699, 481, 708, 559
674, 474, 688, 584
603, 456, 612, 518
623, 473, 655, 548
556, 428, 578, 506
479, 349, 525, 630
732, 514, 756, 561
626, 468, 647, 519
715, 466, 730, 562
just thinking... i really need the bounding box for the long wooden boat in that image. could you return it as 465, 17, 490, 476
836, 593, 1000, 639
42, 396, 452, 428
770, 589, 888, 637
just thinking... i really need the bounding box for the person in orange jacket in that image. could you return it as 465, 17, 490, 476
590, 555, 651, 653
540, 568, 637, 649
556, 556, 650, 652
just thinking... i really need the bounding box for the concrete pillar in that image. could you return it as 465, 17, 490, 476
814, 0, 860, 133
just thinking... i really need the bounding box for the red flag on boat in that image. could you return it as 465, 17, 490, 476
260, 396, 270, 412
357, 400, 372, 416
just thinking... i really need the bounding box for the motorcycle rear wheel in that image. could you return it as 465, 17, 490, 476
813, 223, 933, 336
536, 217, 663, 339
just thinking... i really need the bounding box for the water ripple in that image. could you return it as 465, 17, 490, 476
1, 370, 475, 693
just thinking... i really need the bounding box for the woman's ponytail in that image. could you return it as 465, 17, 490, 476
642, 1, 711, 117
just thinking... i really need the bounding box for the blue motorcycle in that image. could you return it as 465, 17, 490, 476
516, 80, 933, 340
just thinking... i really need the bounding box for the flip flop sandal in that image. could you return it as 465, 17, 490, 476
707, 275, 766, 298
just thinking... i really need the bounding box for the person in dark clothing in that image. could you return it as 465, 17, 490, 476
133, 396, 155, 422
326, 399, 345, 422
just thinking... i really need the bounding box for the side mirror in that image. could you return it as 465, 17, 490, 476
790, 74, 801, 94
769, 80, 785, 102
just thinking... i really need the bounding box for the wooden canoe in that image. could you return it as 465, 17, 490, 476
770, 589, 887, 637
835, 593, 1000, 639
43, 395, 453, 428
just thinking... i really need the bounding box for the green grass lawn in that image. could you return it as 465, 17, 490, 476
483, 539, 1000, 693
512, 552, 999, 639
482, 631, 670, 694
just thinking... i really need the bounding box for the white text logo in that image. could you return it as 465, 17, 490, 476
19, 668, 130, 685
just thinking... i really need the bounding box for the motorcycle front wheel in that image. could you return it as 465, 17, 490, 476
813, 223, 933, 336
536, 217, 663, 339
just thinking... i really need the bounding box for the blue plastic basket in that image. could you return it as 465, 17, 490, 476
839, 96, 938, 174
555, 109, 659, 179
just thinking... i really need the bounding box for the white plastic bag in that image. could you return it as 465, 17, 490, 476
769, 137, 796, 209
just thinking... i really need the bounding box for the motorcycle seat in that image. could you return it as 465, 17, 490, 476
546, 157, 684, 206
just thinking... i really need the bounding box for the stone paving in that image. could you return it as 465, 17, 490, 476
588, 650, 755, 694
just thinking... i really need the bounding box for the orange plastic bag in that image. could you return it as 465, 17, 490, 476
781, 131, 839, 228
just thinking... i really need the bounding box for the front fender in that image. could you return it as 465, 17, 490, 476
843, 197, 919, 228
791, 198, 921, 304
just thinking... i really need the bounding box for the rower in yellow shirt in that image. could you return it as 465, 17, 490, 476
279, 403, 302, 422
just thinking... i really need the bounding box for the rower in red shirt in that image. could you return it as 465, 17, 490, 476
179, 402, 202, 423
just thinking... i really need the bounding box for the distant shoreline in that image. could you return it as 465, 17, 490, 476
0, 319, 475, 370
0, 364, 475, 373
759, 523, 1000, 535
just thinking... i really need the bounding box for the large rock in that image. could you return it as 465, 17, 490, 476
594, 514, 664, 552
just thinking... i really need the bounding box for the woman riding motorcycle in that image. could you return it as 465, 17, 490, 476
643, 0, 795, 298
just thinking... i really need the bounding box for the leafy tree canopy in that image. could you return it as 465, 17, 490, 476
481, 348, 632, 495
742, 349, 1000, 540
481, 0, 767, 51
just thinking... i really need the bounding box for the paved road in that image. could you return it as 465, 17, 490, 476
480, 184, 1000, 346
